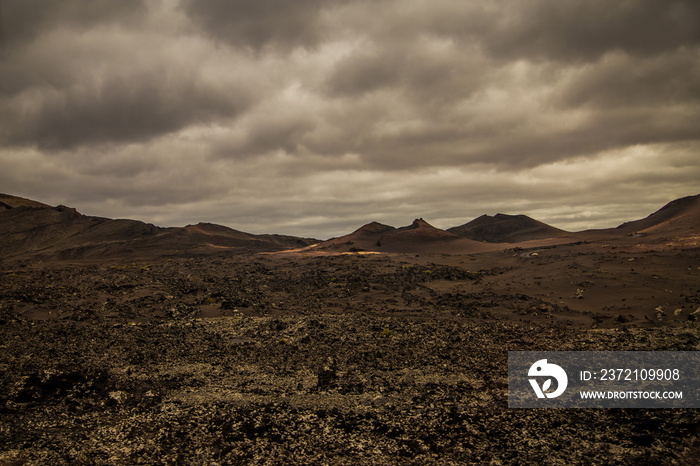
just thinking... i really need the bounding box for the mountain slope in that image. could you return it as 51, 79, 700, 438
0, 204, 165, 260
379, 218, 461, 245
308, 218, 498, 254
3, 193, 698, 260
0, 196, 315, 261
0, 193, 51, 210
448, 213, 568, 243
307, 221, 396, 252
614, 194, 700, 234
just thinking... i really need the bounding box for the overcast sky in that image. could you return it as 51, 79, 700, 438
1, 0, 698, 238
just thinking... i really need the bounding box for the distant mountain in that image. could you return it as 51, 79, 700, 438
614, 194, 700, 234
0, 195, 316, 262
0, 203, 163, 261
353, 221, 397, 236
447, 213, 568, 243
378, 218, 462, 245
309, 218, 497, 254
180, 223, 314, 251
329, 221, 396, 249
310, 221, 395, 253
3, 192, 698, 260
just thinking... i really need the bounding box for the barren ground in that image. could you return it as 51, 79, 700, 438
1, 243, 699, 464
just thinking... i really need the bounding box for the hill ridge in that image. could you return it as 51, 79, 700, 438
2, 193, 698, 260
615, 194, 700, 234
447, 213, 567, 243
0, 195, 315, 261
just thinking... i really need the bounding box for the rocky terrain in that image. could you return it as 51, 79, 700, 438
1, 193, 699, 464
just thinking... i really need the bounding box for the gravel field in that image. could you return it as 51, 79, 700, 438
1, 252, 699, 464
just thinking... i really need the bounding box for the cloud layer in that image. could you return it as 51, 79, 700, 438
1, 0, 698, 238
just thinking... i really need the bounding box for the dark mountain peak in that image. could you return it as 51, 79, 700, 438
183, 222, 256, 241
412, 218, 432, 228
615, 193, 700, 233
384, 218, 458, 243
398, 218, 435, 231
493, 213, 526, 220
55, 205, 82, 218
186, 222, 233, 232
448, 213, 566, 243
657, 193, 700, 210
353, 221, 396, 235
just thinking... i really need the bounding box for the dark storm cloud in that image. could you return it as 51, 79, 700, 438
1, 68, 254, 149
0, 2, 5, 48
180, 0, 339, 52
0, 0, 259, 149
297, 0, 697, 171
323, 40, 485, 103
0, 0, 147, 47
556, 49, 700, 108
0, 0, 698, 237
482, 0, 700, 61
396, 0, 700, 62
323, 49, 402, 97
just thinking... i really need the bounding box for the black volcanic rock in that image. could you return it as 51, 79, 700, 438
0, 239, 698, 464
448, 213, 567, 243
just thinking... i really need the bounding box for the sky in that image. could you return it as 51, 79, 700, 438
1, 0, 699, 239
